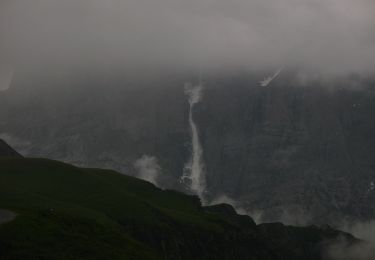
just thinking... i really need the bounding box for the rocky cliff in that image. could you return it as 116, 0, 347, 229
1, 72, 374, 225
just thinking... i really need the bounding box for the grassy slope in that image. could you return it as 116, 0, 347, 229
0, 158, 161, 259
0, 158, 253, 259
0, 158, 356, 260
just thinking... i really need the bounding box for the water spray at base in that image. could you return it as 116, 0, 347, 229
180, 81, 206, 201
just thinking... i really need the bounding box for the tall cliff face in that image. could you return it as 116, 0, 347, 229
197, 79, 375, 224
1, 73, 374, 224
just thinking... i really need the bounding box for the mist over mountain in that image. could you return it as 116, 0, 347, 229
1, 0, 375, 75
1, 70, 375, 227
1, 0, 375, 258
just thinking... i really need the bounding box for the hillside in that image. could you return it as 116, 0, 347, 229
0, 139, 21, 158
0, 157, 360, 259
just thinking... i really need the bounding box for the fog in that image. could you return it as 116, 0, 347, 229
1, 0, 375, 76
327, 222, 375, 260
0, 65, 13, 91
134, 155, 162, 186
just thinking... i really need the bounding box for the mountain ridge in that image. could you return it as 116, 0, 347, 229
0, 139, 22, 158
1, 73, 375, 225
0, 154, 363, 259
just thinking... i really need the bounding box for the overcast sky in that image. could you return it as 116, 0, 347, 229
1, 0, 375, 75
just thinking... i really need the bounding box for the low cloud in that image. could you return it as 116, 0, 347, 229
0, 65, 13, 91
343, 220, 375, 243
133, 155, 161, 186
327, 237, 375, 260
1, 0, 375, 76
327, 220, 375, 260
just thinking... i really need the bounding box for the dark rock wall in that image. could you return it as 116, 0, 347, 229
1, 73, 374, 224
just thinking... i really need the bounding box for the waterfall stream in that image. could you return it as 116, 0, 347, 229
181, 82, 206, 200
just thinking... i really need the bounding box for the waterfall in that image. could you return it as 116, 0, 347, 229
181, 82, 206, 200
